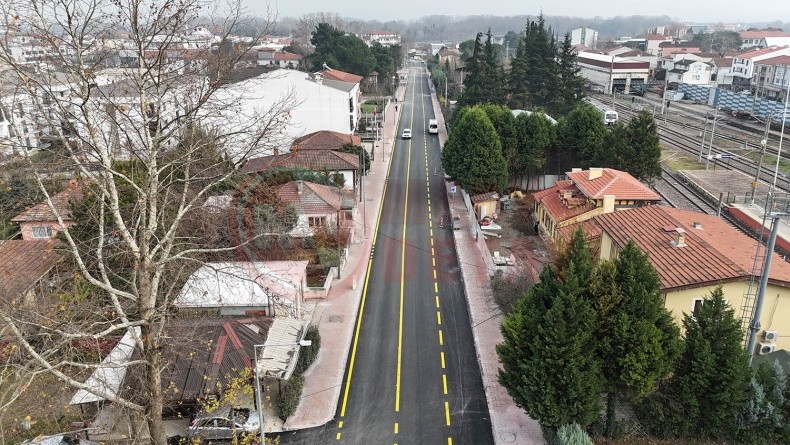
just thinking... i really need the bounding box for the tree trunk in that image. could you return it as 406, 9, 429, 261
605, 390, 617, 438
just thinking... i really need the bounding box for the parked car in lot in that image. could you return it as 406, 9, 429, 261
187, 407, 260, 441
22, 435, 99, 445
401, 128, 412, 139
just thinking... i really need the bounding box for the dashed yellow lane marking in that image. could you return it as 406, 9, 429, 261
448, 438, 453, 445
445, 401, 451, 425
433, 269, 437, 280
432, 257, 435, 267
441, 351, 446, 368
338, 421, 343, 428
443, 374, 448, 394
394, 423, 399, 434
336, 433, 341, 440
436, 296, 440, 307
437, 311, 442, 325
439, 329, 444, 345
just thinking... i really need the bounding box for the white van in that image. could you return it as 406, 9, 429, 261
428, 119, 439, 134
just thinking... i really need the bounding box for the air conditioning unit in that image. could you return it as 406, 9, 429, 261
764, 330, 780, 342
758, 342, 776, 355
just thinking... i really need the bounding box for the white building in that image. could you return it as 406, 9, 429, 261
174, 261, 309, 317
571, 27, 598, 49
666, 58, 714, 85
645, 34, 673, 56
359, 31, 401, 47
740, 30, 790, 49
576, 51, 650, 94
730, 46, 790, 91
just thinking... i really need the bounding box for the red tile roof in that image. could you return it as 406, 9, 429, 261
756, 55, 790, 66
566, 168, 660, 201
241, 150, 360, 174
737, 46, 790, 60
11, 185, 81, 223
593, 205, 790, 291
534, 182, 597, 223
0, 239, 62, 301
275, 181, 354, 214
740, 30, 790, 39
291, 130, 361, 151
273, 51, 303, 61
556, 220, 603, 245
322, 68, 363, 84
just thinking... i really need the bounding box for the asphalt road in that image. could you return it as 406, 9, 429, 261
280, 63, 493, 445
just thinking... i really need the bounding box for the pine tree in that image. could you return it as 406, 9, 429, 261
482, 29, 505, 104
460, 33, 485, 106
736, 358, 788, 443
523, 15, 560, 114
556, 423, 594, 445
626, 110, 662, 183
508, 37, 529, 109
441, 107, 508, 193
498, 262, 604, 430
556, 33, 586, 116
555, 226, 594, 289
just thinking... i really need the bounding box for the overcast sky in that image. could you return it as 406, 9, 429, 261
261, 0, 788, 24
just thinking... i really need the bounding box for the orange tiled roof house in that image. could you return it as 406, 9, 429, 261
532, 168, 660, 242
592, 205, 790, 354
11, 182, 82, 241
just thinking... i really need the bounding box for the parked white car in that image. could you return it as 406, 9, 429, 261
187, 407, 260, 440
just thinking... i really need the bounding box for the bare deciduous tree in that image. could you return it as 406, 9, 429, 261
0, 0, 294, 442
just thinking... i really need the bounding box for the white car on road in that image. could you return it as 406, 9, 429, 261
401, 128, 412, 139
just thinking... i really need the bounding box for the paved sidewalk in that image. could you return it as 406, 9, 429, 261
283, 85, 405, 431
429, 92, 545, 444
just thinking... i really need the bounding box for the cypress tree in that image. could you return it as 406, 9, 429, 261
498, 262, 604, 430
556, 33, 586, 116
441, 107, 508, 193
482, 29, 505, 104
460, 33, 485, 106
626, 110, 662, 183
673, 286, 751, 439
508, 37, 529, 109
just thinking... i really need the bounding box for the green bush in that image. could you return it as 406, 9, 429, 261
556, 423, 594, 445
276, 374, 304, 420
294, 325, 321, 375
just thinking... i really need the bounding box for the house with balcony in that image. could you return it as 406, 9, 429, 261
728, 46, 790, 91
666, 57, 714, 86
752, 55, 790, 100
592, 205, 790, 355
532, 168, 660, 242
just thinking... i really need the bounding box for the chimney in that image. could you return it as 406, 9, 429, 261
671, 228, 687, 248
589, 167, 604, 180
292, 144, 298, 156
692, 222, 703, 230
571, 168, 582, 173
602, 194, 615, 213
296, 180, 303, 194
273, 147, 279, 156
561, 190, 573, 200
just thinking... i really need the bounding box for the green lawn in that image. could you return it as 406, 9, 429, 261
662, 149, 705, 171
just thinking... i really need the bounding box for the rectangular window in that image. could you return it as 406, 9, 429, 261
692, 298, 704, 318
31, 226, 52, 238
308, 216, 326, 228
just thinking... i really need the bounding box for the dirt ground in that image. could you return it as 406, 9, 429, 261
483, 197, 552, 282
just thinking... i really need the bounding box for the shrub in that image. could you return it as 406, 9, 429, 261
556, 423, 594, 445
294, 325, 321, 375
276, 374, 304, 420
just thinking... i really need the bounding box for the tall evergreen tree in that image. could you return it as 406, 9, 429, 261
498, 262, 604, 430
556, 33, 587, 116
600, 241, 682, 436
523, 15, 559, 114
602, 121, 632, 171
626, 110, 662, 183
480, 104, 517, 160
556, 104, 607, 171
482, 29, 505, 104
555, 226, 594, 289
671, 286, 751, 439
441, 107, 508, 193
736, 360, 790, 444
460, 33, 486, 106
511, 111, 553, 185
507, 37, 529, 109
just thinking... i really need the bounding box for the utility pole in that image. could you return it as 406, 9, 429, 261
705, 107, 720, 170
747, 215, 781, 365
699, 112, 709, 162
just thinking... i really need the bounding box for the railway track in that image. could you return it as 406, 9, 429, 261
654, 166, 719, 214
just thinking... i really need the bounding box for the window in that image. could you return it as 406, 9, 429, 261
308, 216, 326, 228
691, 298, 704, 318
31, 226, 52, 239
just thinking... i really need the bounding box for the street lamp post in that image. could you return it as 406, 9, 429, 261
699, 112, 709, 162
253, 339, 313, 444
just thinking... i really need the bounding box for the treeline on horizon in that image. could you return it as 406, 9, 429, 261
271, 14, 790, 43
